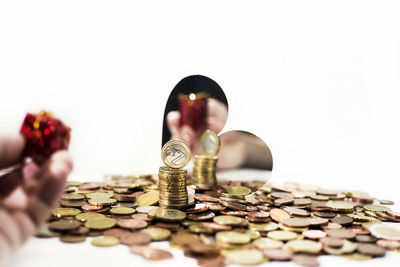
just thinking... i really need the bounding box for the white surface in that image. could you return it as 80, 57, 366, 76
1, 0, 400, 266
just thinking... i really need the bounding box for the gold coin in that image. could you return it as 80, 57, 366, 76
52, 208, 81, 218
91, 236, 120, 247
88, 197, 116, 206
141, 227, 171, 241
75, 212, 105, 222
85, 217, 117, 230
137, 191, 159, 206
225, 249, 265, 265
369, 224, 400, 241
216, 231, 251, 244
267, 230, 297, 241
326, 201, 354, 212
323, 240, 357, 255
136, 206, 160, 214
248, 222, 279, 232
161, 140, 191, 169
213, 216, 243, 226
227, 186, 251, 196
364, 204, 391, 212
154, 208, 186, 222
86, 192, 113, 199
285, 240, 322, 254
245, 230, 261, 240
252, 238, 283, 249
61, 193, 85, 201
341, 253, 372, 261
110, 207, 136, 215
200, 130, 220, 155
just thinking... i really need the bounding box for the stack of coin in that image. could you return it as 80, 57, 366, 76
192, 130, 220, 190
158, 140, 191, 209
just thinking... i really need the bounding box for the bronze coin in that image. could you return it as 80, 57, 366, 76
117, 219, 148, 230
310, 195, 329, 201
131, 191, 144, 199
386, 210, 400, 219
292, 255, 320, 266
248, 211, 269, 219
357, 244, 386, 257
283, 207, 310, 217
202, 222, 232, 231
270, 192, 293, 199
220, 201, 246, 211
282, 218, 310, 228
308, 218, 329, 226
269, 208, 290, 223
113, 194, 136, 202
263, 248, 292, 261
355, 235, 377, 243
155, 222, 182, 232
246, 206, 259, 212
293, 198, 312, 206
379, 200, 394, 205
139, 247, 173, 261
256, 205, 271, 212
79, 182, 103, 190
81, 204, 104, 212
49, 220, 81, 232
352, 194, 374, 204
208, 204, 226, 212
59, 235, 86, 243
347, 225, 370, 235
330, 215, 353, 225
326, 229, 356, 239
221, 211, 248, 217
131, 213, 153, 222
61, 200, 88, 208
188, 242, 220, 255
320, 237, 343, 248
170, 232, 200, 247
69, 226, 90, 236
312, 211, 336, 218
87, 230, 104, 236
196, 256, 226, 267
195, 194, 220, 203
322, 223, 342, 231
121, 232, 152, 245
377, 239, 400, 250
103, 228, 131, 239
113, 187, 130, 194
130, 244, 151, 254
274, 198, 294, 206
187, 211, 216, 221
302, 230, 327, 240
186, 203, 208, 214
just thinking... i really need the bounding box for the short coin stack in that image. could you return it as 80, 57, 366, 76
192, 130, 220, 190
158, 140, 191, 209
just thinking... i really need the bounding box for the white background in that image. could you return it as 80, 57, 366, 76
1, 1, 400, 266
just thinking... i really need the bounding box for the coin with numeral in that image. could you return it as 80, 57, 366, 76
161, 140, 191, 169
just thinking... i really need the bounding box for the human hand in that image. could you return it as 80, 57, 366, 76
0, 134, 73, 266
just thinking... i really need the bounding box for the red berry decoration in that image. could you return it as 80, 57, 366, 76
20, 111, 71, 165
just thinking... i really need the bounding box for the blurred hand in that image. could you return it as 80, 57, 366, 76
0, 134, 73, 266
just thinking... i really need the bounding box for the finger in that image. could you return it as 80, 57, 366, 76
0, 232, 13, 267
180, 125, 195, 146
0, 168, 23, 198
26, 151, 72, 226
0, 134, 25, 168
207, 99, 228, 133
0, 209, 23, 249
166, 111, 181, 139
2, 186, 28, 210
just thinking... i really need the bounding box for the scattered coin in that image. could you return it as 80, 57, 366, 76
52, 208, 81, 218
59, 235, 86, 243
225, 249, 265, 265
103, 228, 130, 239
369, 223, 400, 241
302, 230, 327, 240
117, 219, 148, 230
85, 217, 117, 230
137, 191, 159, 207
269, 208, 290, 223
110, 207, 136, 215
282, 218, 310, 228
121, 232, 152, 245
49, 220, 80, 231
92, 236, 120, 247
357, 244, 386, 257
141, 227, 171, 241
292, 254, 320, 266
262, 248, 291, 261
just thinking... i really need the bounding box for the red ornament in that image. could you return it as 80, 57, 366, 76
20, 111, 71, 165
178, 92, 208, 133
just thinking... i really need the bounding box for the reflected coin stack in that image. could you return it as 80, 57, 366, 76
158, 140, 191, 209
192, 130, 220, 190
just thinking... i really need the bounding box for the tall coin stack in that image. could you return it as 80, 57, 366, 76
158, 140, 191, 209
192, 130, 220, 190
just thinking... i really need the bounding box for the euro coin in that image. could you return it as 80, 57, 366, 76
161, 140, 191, 169
200, 130, 220, 155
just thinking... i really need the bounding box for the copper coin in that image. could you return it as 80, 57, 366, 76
61, 200, 88, 208
274, 198, 294, 206
87, 230, 103, 236
49, 220, 81, 231
379, 200, 394, 205
79, 182, 103, 190
357, 244, 386, 257
292, 255, 320, 266
270, 192, 293, 199
293, 198, 312, 206
208, 204, 226, 212
377, 239, 400, 250
195, 194, 220, 203
310, 195, 329, 201
220, 211, 248, 217
131, 213, 153, 222
117, 219, 148, 230
188, 242, 219, 255
196, 256, 226, 267
330, 215, 353, 225
355, 235, 377, 243
220, 201, 246, 211
312, 211, 336, 218
170, 232, 200, 247
103, 228, 131, 239
246, 206, 258, 212
81, 204, 104, 212
263, 248, 292, 261
187, 211, 216, 221
320, 237, 343, 248
202, 222, 232, 231
69, 226, 89, 236
186, 203, 208, 214
386, 210, 400, 219
121, 232, 152, 245
326, 229, 356, 239
322, 223, 342, 231
308, 218, 329, 226
113, 194, 136, 202
302, 230, 327, 240
269, 208, 290, 223
282, 218, 310, 228
283, 207, 310, 217
59, 235, 86, 243
113, 187, 130, 194
130, 244, 151, 254
352, 194, 374, 204
140, 247, 173, 261
155, 222, 182, 232
347, 225, 370, 235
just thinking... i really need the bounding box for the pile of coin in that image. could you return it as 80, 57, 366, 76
192, 130, 220, 190
158, 140, 191, 209
39, 174, 400, 266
